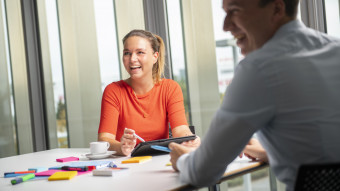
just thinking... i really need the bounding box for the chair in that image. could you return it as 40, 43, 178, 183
294, 163, 340, 191
189, 125, 195, 134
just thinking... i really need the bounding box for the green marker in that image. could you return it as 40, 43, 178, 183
11, 173, 35, 185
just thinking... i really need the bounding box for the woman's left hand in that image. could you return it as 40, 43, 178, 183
181, 135, 201, 148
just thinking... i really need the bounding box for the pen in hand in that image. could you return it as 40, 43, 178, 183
133, 133, 145, 142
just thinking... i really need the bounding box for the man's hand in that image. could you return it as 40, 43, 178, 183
169, 142, 195, 171
240, 138, 268, 162
120, 128, 137, 156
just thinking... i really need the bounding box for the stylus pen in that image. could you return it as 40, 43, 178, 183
134, 133, 145, 142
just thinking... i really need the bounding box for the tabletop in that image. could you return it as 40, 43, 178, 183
0, 148, 266, 191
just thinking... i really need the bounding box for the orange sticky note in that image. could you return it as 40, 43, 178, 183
121, 156, 152, 164
48, 171, 77, 181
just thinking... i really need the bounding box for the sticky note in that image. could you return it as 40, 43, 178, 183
36, 170, 61, 176
56, 157, 79, 162
36, 170, 90, 176
121, 156, 152, 164
48, 171, 78, 181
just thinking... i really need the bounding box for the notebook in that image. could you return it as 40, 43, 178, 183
49, 160, 116, 170
131, 135, 196, 156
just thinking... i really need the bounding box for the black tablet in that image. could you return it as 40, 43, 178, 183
131, 135, 196, 157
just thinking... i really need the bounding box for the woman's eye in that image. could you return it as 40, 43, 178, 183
123, 52, 131, 56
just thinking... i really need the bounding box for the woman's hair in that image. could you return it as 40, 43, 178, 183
122, 29, 165, 84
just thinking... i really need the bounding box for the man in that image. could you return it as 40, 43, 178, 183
169, 0, 340, 190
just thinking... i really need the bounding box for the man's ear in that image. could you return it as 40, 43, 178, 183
273, 0, 286, 18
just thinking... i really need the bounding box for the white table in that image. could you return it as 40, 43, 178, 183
0, 148, 266, 191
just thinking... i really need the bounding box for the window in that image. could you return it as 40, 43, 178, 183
324, 0, 340, 38
37, 0, 121, 148
0, 0, 18, 157
166, 0, 191, 124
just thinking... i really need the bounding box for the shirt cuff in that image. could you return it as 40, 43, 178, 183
177, 153, 190, 172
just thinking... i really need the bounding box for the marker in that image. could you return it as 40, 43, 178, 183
4, 170, 36, 176
11, 173, 35, 185
150, 145, 171, 152
5, 173, 31, 178
134, 133, 145, 142
61, 166, 88, 172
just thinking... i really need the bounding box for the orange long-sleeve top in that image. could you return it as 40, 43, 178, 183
98, 79, 188, 145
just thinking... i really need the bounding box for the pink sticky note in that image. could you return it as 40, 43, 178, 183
56, 157, 79, 162
35, 170, 60, 176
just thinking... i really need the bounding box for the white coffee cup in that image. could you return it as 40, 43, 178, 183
90, 141, 110, 155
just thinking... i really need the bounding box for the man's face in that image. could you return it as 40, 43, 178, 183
223, 0, 277, 55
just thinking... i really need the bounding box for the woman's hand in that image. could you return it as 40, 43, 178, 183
240, 138, 268, 162
181, 135, 201, 148
120, 128, 137, 156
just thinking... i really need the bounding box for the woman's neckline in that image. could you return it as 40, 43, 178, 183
122, 80, 159, 98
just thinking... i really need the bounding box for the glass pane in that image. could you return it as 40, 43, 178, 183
38, 0, 120, 148
94, 0, 121, 90
211, 0, 244, 103
324, 0, 340, 38
166, 0, 191, 124
0, 0, 18, 157
37, 0, 69, 148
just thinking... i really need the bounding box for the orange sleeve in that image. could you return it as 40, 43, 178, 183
166, 80, 188, 130
98, 83, 120, 135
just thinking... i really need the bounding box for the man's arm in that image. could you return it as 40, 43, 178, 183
169, 62, 275, 187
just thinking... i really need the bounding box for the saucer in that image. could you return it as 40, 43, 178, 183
85, 151, 116, 160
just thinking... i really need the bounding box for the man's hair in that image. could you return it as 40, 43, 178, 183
259, 0, 299, 18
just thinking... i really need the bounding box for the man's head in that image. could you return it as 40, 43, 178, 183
259, 0, 299, 18
223, 0, 299, 55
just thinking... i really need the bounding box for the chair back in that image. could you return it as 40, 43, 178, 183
294, 162, 340, 191
189, 126, 195, 134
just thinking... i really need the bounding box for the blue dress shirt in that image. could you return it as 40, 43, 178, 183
177, 20, 340, 191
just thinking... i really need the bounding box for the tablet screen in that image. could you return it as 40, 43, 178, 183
131, 135, 196, 157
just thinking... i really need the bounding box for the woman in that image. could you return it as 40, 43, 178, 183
98, 29, 200, 156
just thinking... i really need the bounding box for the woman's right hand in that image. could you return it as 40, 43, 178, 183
240, 138, 268, 162
120, 128, 137, 156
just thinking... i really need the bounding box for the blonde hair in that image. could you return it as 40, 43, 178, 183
123, 29, 165, 84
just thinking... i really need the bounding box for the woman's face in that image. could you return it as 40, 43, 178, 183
123, 36, 158, 81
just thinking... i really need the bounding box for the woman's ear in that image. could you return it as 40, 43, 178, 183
153, 52, 159, 64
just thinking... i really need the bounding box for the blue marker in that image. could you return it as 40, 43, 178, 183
151, 145, 171, 152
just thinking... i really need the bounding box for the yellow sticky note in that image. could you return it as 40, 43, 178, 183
48, 171, 77, 181
166, 162, 172, 166
121, 156, 152, 164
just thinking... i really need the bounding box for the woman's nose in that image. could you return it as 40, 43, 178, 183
131, 53, 137, 62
